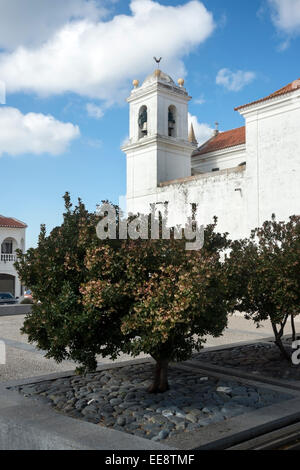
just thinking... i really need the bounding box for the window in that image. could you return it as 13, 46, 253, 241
168, 105, 176, 137
0, 293, 13, 299
1, 240, 13, 254
138, 105, 148, 139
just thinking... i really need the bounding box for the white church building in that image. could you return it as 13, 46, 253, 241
122, 69, 300, 239
0, 215, 26, 298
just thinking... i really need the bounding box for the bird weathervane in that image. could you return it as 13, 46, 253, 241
153, 57, 162, 68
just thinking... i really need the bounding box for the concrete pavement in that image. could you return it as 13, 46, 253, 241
0, 313, 298, 383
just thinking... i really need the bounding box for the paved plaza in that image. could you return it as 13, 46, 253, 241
0, 313, 298, 383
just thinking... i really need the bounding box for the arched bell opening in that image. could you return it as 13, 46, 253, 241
138, 105, 148, 139
168, 105, 177, 137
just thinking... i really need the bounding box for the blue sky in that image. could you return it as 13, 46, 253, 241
0, 0, 299, 248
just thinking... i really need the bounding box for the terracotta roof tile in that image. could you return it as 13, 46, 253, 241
0, 215, 27, 228
193, 126, 245, 157
235, 78, 300, 111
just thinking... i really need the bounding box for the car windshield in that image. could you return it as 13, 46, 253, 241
0, 293, 13, 299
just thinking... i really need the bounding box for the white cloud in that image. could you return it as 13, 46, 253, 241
121, 135, 130, 147
188, 113, 214, 145
216, 68, 256, 92
0, 107, 80, 156
0, 0, 108, 50
268, 0, 300, 36
86, 102, 104, 119
0, 0, 215, 104
0, 80, 5, 104
194, 94, 206, 105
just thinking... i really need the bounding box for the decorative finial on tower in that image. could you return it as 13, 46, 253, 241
188, 123, 198, 145
132, 79, 139, 89
214, 121, 219, 136
178, 78, 184, 87
153, 57, 162, 68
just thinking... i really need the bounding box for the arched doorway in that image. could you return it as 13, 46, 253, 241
0, 274, 15, 296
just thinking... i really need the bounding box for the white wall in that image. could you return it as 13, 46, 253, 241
123, 74, 193, 200
192, 145, 246, 174
127, 166, 247, 240
125, 74, 300, 243
240, 88, 300, 231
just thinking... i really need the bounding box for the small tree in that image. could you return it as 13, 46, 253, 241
227, 215, 300, 360
82, 228, 231, 392
16, 195, 231, 392
15, 193, 127, 370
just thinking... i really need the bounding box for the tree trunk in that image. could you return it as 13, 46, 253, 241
272, 321, 290, 362
274, 337, 290, 361
148, 359, 169, 393
291, 315, 297, 342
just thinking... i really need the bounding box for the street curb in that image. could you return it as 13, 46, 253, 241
0, 305, 31, 316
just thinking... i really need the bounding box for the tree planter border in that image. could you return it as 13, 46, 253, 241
188, 340, 300, 391
1, 356, 300, 450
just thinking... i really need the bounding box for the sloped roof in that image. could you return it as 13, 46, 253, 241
235, 78, 300, 111
193, 126, 245, 157
0, 215, 27, 228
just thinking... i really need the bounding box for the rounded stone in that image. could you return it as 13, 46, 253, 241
158, 430, 169, 440
116, 416, 126, 426
109, 398, 123, 406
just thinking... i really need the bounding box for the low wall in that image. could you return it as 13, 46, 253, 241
0, 304, 32, 316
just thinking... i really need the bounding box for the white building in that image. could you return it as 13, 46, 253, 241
122, 69, 300, 239
0, 216, 26, 298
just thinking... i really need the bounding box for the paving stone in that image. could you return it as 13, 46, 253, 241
158, 430, 169, 440
109, 398, 122, 406
14, 358, 290, 444
185, 413, 198, 424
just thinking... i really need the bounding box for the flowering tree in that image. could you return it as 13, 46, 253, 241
16, 195, 231, 392
227, 215, 300, 360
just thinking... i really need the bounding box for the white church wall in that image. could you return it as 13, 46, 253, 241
125, 69, 300, 244
126, 140, 158, 197
157, 92, 189, 140
241, 89, 300, 232
127, 166, 247, 240
123, 71, 194, 200
192, 145, 246, 174
156, 140, 192, 183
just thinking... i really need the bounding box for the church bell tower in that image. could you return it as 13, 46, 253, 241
122, 65, 195, 214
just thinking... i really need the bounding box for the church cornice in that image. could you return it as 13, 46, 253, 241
128, 83, 191, 103
237, 88, 300, 117
121, 134, 194, 153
